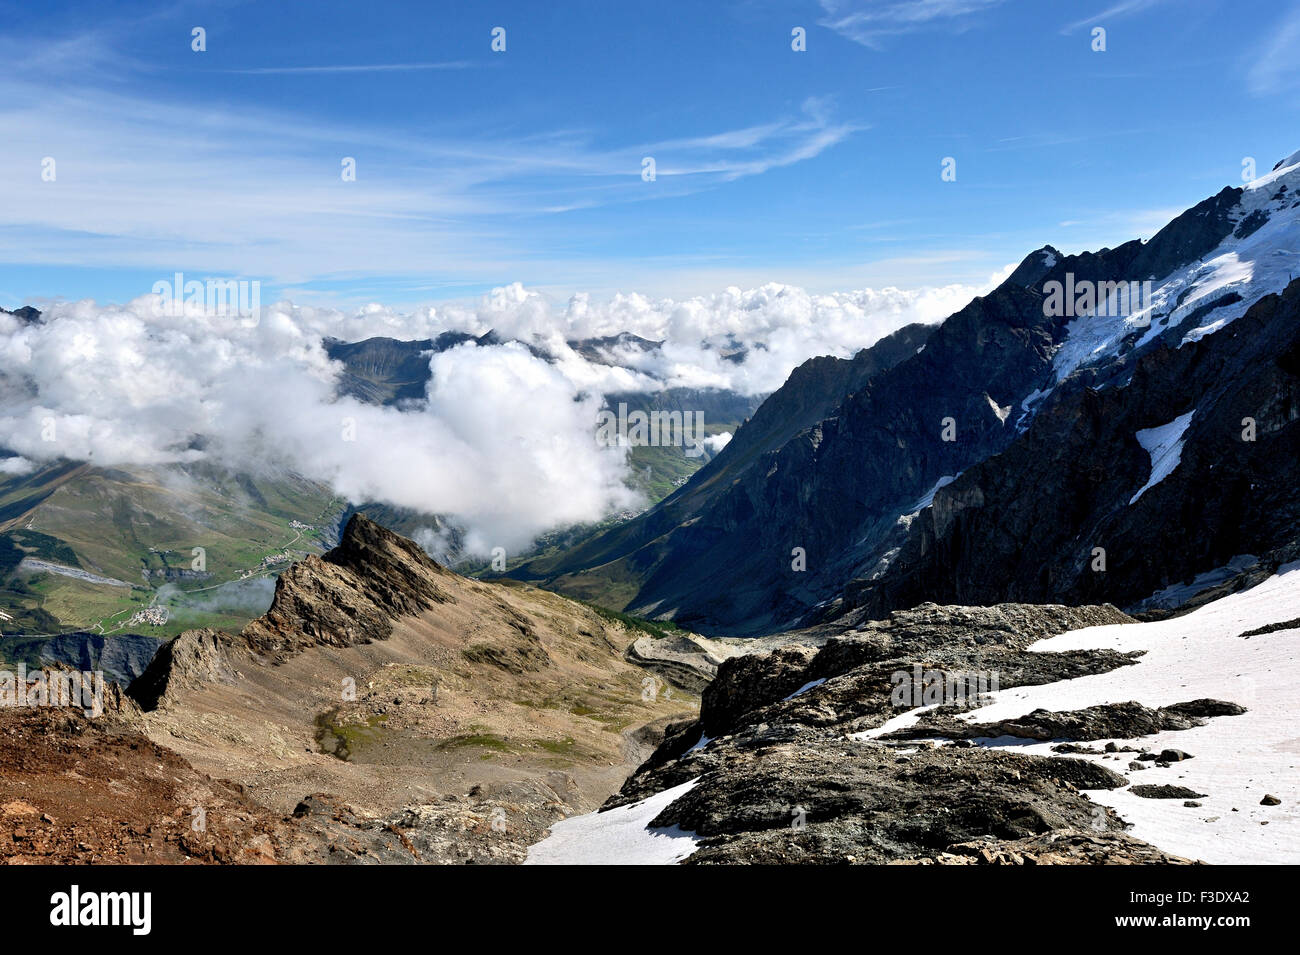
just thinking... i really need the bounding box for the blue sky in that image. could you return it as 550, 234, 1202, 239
2, 0, 1300, 309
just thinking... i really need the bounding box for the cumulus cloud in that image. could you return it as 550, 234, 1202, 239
394, 279, 987, 395
0, 276, 999, 552
702, 432, 733, 455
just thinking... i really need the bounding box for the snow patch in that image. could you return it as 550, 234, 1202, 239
1014, 387, 1048, 432
783, 678, 827, 701
909, 474, 960, 513
524, 777, 701, 865
687, 733, 712, 753
985, 394, 1011, 423
865, 564, 1300, 864
1129, 410, 1194, 504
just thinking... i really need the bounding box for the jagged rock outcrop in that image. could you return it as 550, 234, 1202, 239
129, 514, 458, 705
241, 513, 454, 657
699, 645, 819, 737
128, 628, 239, 711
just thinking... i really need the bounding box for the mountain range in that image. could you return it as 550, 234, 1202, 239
0, 325, 760, 646
505, 150, 1300, 637
3, 152, 1299, 867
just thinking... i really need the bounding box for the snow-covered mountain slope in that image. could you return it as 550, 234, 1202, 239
867, 564, 1300, 864
1050, 153, 1300, 390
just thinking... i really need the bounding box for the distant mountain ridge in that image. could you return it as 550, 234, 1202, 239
518, 151, 1300, 635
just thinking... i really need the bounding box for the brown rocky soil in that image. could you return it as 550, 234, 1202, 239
2, 515, 696, 864
0, 707, 284, 864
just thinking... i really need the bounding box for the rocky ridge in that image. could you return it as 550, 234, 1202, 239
0, 515, 697, 864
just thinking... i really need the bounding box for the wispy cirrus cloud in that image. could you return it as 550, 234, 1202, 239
1059, 0, 1167, 34
0, 70, 854, 289
1247, 6, 1300, 96
817, 0, 1006, 49
223, 61, 478, 74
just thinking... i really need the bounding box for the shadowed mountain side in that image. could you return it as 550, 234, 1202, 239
499, 320, 937, 613
844, 277, 1300, 620
504, 158, 1300, 635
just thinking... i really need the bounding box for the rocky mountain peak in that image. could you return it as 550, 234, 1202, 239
239, 513, 454, 659
129, 517, 461, 706
1005, 245, 1061, 288
0, 305, 41, 325
326, 512, 447, 580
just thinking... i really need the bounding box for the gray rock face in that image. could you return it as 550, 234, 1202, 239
849, 278, 1300, 619
888, 699, 1246, 742
127, 628, 239, 711
2, 632, 166, 685
700, 645, 818, 737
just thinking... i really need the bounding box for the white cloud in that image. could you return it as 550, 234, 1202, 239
0, 69, 855, 288
1248, 7, 1300, 96
818, 0, 1006, 49
0, 275, 999, 551
702, 432, 733, 454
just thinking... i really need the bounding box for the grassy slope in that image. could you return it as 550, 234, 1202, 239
0, 462, 344, 637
